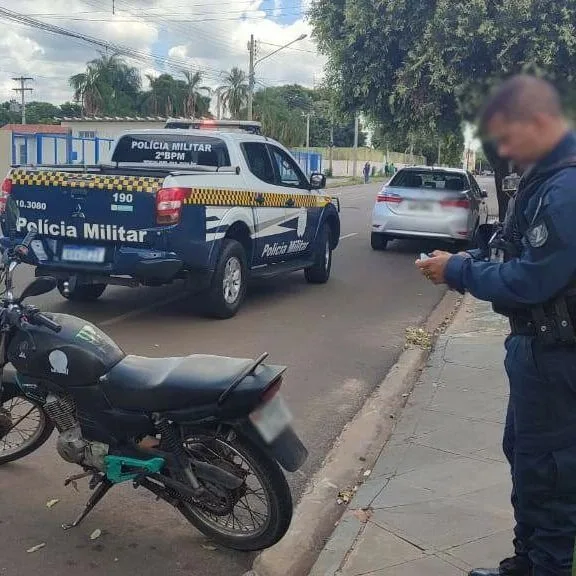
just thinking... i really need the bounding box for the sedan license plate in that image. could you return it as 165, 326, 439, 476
62, 245, 106, 263
406, 201, 433, 211
249, 394, 293, 444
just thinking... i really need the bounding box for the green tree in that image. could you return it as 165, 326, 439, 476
253, 89, 306, 146
69, 52, 141, 116
23, 102, 61, 124
143, 74, 177, 116
59, 102, 82, 118
310, 0, 576, 219
182, 71, 211, 118
219, 68, 249, 119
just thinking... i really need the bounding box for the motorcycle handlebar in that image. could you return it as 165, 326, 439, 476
20, 229, 37, 249
14, 229, 37, 258
33, 312, 61, 333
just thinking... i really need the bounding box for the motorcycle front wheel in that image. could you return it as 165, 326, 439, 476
0, 395, 54, 465
175, 429, 293, 551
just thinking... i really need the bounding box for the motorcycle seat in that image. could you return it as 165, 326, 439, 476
101, 354, 254, 412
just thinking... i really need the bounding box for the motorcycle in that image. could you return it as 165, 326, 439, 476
0, 197, 307, 551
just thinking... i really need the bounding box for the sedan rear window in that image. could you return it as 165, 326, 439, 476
389, 170, 468, 191
112, 134, 231, 167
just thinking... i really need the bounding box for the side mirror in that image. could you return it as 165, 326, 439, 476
19, 276, 57, 301
480, 189, 488, 199
310, 173, 326, 190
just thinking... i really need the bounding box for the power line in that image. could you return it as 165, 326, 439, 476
0, 7, 228, 83
12, 76, 33, 124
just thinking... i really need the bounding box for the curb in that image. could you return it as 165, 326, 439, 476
246, 290, 463, 576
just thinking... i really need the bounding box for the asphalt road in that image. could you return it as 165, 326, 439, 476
0, 178, 496, 576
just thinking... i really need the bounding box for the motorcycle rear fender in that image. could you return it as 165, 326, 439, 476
238, 422, 308, 473
0, 365, 21, 402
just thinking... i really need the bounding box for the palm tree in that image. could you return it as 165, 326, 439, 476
143, 74, 176, 117
182, 71, 211, 118
219, 67, 249, 119
69, 52, 141, 115
70, 64, 103, 115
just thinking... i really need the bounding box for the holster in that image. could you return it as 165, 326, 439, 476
509, 295, 576, 346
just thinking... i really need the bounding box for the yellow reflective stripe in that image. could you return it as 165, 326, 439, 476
183, 189, 333, 208
10, 169, 163, 194
9, 169, 334, 208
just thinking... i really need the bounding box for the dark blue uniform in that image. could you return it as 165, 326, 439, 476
445, 132, 576, 576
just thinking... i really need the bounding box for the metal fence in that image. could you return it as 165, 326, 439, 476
11, 133, 323, 175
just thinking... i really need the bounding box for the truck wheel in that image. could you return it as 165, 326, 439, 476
371, 233, 388, 251
305, 224, 332, 284
202, 239, 248, 319
58, 281, 107, 302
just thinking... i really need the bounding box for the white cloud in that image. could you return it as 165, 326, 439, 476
0, 0, 325, 107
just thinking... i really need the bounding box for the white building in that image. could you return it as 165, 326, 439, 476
59, 117, 168, 141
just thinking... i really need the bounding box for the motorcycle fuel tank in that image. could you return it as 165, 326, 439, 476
8, 313, 125, 387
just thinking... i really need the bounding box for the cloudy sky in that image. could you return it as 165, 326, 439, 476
0, 0, 325, 107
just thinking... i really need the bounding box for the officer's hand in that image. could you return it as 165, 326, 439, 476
415, 251, 452, 285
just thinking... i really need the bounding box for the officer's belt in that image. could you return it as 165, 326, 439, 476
509, 291, 576, 345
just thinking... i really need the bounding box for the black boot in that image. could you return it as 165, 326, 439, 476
469, 555, 531, 576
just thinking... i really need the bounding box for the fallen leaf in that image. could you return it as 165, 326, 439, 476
405, 327, 432, 349
46, 499, 59, 509
90, 529, 102, 540
337, 489, 354, 504
27, 543, 46, 553
201, 544, 217, 551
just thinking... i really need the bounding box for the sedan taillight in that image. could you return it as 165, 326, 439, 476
440, 198, 470, 209
377, 194, 402, 204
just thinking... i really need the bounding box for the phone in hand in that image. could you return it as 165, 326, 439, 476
419, 253, 432, 261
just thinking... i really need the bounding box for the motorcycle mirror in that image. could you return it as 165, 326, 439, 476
4, 195, 20, 242
19, 276, 57, 301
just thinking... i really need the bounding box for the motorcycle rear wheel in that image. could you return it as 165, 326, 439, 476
175, 429, 293, 551
0, 395, 54, 465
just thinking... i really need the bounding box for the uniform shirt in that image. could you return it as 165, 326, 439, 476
445, 132, 576, 308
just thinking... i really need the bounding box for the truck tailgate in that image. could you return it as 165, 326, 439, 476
9, 169, 165, 264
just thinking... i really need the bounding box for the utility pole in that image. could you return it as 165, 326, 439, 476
306, 113, 312, 174
247, 33, 306, 122
329, 123, 334, 175
352, 113, 359, 178
12, 77, 33, 125
247, 34, 256, 121
437, 139, 442, 166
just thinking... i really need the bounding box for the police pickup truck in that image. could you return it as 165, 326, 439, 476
0, 120, 340, 318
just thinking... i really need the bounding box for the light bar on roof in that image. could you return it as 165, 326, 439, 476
165, 118, 262, 135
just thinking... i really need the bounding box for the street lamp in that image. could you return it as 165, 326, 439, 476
247, 33, 308, 121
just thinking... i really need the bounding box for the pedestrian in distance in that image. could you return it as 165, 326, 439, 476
416, 75, 576, 576
363, 161, 371, 184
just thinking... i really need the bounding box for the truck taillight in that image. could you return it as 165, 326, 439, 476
156, 187, 188, 225
0, 178, 12, 214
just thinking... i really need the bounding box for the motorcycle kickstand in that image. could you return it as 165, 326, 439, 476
62, 477, 113, 531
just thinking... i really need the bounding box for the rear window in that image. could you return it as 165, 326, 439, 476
389, 170, 468, 191
111, 134, 231, 167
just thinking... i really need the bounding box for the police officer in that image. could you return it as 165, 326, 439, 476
417, 75, 576, 576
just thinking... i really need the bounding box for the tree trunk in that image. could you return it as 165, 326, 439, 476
482, 140, 510, 222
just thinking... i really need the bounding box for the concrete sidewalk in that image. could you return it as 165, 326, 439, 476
310, 297, 515, 576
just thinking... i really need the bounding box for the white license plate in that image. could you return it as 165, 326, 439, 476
406, 201, 433, 211
62, 245, 106, 263
249, 394, 293, 444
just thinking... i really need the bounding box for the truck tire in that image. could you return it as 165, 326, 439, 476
305, 223, 332, 284
58, 281, 107, 302
371, 233, 389, 251
202, 239, 248, 319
